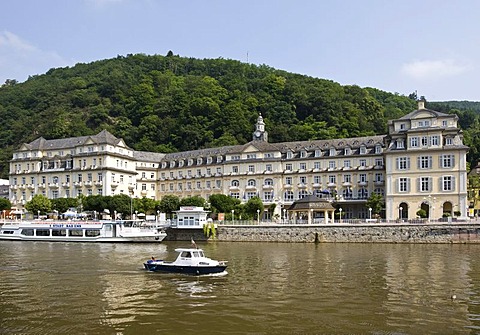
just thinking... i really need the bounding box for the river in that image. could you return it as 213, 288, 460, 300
1, 241, 480, 334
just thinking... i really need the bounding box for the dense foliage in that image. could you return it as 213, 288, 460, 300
1, 52, 480, 178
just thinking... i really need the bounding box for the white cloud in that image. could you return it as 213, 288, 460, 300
0, 31, 71, 84
401, 59, 470, 80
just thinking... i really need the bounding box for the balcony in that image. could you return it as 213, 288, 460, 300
297, 183, 307, 189
94, 180, 103, 186
37, 183, 46, 189
358, 181, 368, 186
9, 185, 18, 190
74, 182, 83, 188
27, 184, 35, 190
84, 181, 93, 187
283, 184, 293, 189
62, 182, 70, 188
48, 182, 59, 188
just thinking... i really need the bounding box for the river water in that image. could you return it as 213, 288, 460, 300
1, 241, 480, 334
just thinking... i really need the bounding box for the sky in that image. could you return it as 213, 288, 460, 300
1, 0, 479, 101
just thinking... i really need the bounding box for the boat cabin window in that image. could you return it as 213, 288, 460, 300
181, 251, 192, 258
68, 230, 83, 237
36, 229, 50, 236
85, 229, 101, 237
21, 229, 34, 236
2, 230, 14, 234
52, 229, 67, 237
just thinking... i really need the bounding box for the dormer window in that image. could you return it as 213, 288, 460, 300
287, 151, 293, 159
162, 162, 167, 169
178, 160, 184, 167
300, 150, 307, 158
396, 139, 405, 149
217, 156, 223, 163
314, 150, 322, 157
400, 123, 406, 130
344, 147, 351, 155
329, 148, 336, 156
207, 157, 213, 164
375, 145, 382, 154
360, 146, 366, 154
188, 159, 193, 166
170, 161, 176, 168
197, 157, 203, 165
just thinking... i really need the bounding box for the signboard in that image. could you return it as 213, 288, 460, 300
218, 213, 225, 221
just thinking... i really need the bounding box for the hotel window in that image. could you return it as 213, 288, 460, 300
343, 160, 351, 168
314, 150, 322, 157
375, 173, 383, 182
400, 123, 406, 130
398, 178, 410, 192
161, 184, 165, 191
442, 176, 454, 191
344, 147, 351, 155
284, 191, 294, 201
264, 178, 273, 186
246, 154, 256, 159
207, 157, 213, 164
285, 177, 292, 185
187, 182, 192, 190
298, 190, 308, 199
246, 191, 256, 200
197, 158, 203, 165
196, 169, 201, 176
31, 177, 35, 184
359, 159, 367, 167
343, 174, 351, 183
216, 180, 221, 188
42, 176, 46, 183
231, 155, 240, 161
442, 120, 448, 127
396, 139, 405, 149
178, 171, 184, 178
314, 161, 321, 170
141, 184, 147, 191
264, 191, 273, 201
419, 177, 431, 192
328, 161, 336, 169
410, 137, 419, 148
421, 136, 428, 147
375, 158, 383, 167
265, 164, 272, 172
328, 175, 336, 184
232, 166, 239, 173
248, 165, 255, 173
314, 176, 321, 184
329, 148, 336, 156
188, 159, 193, 166
247, 179, 256, 187
151, 184, 155, 190
359, 174, 367, 183
78, 174, 83, 182
287, 151, 293, 159
231, 180, 240, 187
446, 137, 453, 145
285, 163, 293, 171
206, 181, 211, 189
87, 173, 92, 181
179, 183, 183, 191
196, 181, 201, 189
119, 175, 124, 183
440, 154, 454, 168
230, 192, 240, 199
418, 156, 432, 169
206, 168, 211, 176
396, 157, 410, 170
299, 163, 307, 170
142, 172, 146, 178
264, 153, 273, 158
21, 177, 26, 184
375, 145, 382, 154
299, 176, 307, 184
169, 183, 174, 191
359, 146, 366, 154
300, 150, 307, 158
431, 135, 439, 146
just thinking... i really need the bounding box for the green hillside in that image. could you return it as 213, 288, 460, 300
0, 52, 479, 178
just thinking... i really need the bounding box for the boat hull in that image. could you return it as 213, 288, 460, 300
0, 235, 166, 242
143, 262, 227, 275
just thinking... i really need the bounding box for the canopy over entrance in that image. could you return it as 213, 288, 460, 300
287, 195, 336, 224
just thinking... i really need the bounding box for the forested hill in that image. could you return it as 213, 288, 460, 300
0, 53, 479, 178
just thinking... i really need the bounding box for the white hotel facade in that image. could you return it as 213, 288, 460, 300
9, 101, 469, 221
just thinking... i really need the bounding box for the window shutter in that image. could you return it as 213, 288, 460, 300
428, 156, 432, 169
452, 176, 456, 191
417, 157, 421, 169
439, 177, 443, 191
407, 157, 410, 169
452, 155, 455, 168
407, 178, 411, 193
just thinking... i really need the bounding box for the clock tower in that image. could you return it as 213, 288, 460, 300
252, 114, 268, 142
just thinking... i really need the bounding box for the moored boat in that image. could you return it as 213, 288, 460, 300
0, 219, 167, 242
144, 247, 228, 275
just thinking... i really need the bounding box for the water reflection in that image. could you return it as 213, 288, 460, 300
2, 241, 480, 334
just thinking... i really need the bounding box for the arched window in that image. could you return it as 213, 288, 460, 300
264, 178, 273, 186
247, 179, 256, 187
231, 180, 240, 187
284, 191, 294, 201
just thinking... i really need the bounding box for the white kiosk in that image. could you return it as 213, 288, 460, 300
173, 206, 209, 229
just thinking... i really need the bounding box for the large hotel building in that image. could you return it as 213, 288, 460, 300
9, 101, 469, 221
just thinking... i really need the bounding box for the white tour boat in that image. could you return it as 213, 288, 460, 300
0, 219, 167, 242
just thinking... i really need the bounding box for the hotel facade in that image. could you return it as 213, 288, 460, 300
9, 101, 469, 221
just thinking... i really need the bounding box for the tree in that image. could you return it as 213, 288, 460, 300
51, 197, 78, 213
158, 195, 180, 218
0, 198, 12, 211
208, 194, 240, 214
244, 197, 264, 219
365, 193, 384, 217
179, 196, 206, 208
25, 195, 52, 215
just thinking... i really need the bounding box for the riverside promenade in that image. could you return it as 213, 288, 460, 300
167, 220, 480, 243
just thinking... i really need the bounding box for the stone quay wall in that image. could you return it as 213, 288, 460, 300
207, 223, 480, 243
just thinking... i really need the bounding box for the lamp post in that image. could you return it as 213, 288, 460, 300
283, 208, 286, 224
157, 210, 160, 224
424, 195, 436, 223
135, 210, 138, 220
114, 210, 117, 221
231, 209, 234, 224
369, 207, 372, 220
37, 210, 40, 220
399, 206, 403, 221
339, 208, 342, 224
257, 209, 260, 225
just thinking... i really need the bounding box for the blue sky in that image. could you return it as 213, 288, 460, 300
1, 0, 479, 101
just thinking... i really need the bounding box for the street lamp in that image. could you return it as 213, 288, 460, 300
339, 208, 342, 224
369, 207, 372, 220
37, 210, 40, 220
231, 209, 234, 224
424, 195, 436, 223
157, 210, 160, 224
257, 209, 260, 225
399, 206, 403, 221
114, 210, 117, 221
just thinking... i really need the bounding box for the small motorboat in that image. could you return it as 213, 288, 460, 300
144, 247, 228, 275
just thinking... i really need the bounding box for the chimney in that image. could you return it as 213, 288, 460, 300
417, 99, 425, 110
